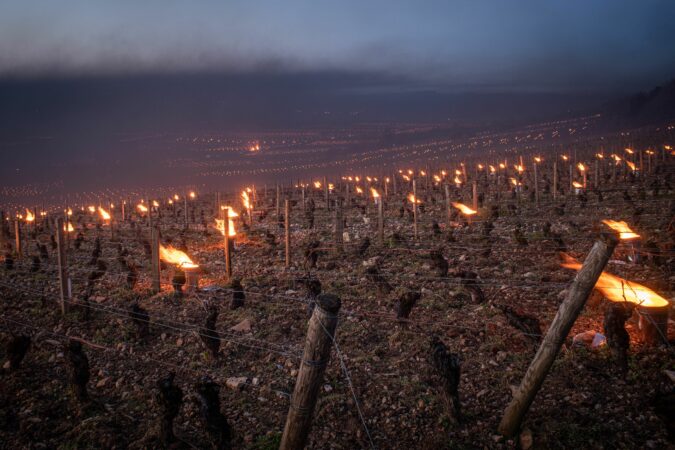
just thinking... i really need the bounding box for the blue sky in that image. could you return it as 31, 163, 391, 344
1, 0, 674, 91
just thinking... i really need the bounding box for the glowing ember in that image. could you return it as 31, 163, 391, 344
25, 209, 35, 222
561, 254, 668, 307
159, 244, 199, 269
98, 207, 111, 221
452, 202, 477, 215
602, 220, 640, 240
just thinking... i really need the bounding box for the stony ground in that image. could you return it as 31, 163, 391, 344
1, 160, 674, 449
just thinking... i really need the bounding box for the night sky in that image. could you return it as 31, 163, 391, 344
1, 0, 674, 92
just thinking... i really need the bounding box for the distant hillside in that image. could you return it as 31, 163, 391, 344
601, 78, 675, 125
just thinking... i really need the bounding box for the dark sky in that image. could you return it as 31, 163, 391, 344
1, 0, 674, 92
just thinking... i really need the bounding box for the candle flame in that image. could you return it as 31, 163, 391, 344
98, 207, 111, 221
572, 181, 583, 188
370, 187, 380, 199
137, 203, 148, 213
160, 244, 199, 269
560, 254, 668, 307
602, 220, 640, 240
407, 193, 421, 204
241, 190, 251, 210
452, 202, 477, 216
577, 162, 586, 172
25, 209, 35, 222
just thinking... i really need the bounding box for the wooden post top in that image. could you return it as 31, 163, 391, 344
316, 294, 341, 314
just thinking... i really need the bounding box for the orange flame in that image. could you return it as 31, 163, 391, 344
137, 203, 148, 213
159, 244, 199, 269
25, 209, 35, 222
625, 160, 636, 171
64, 222, 74, 232
577, 162, 586, 172
624, 148, 634, 154
189, 191, 196, 199
215, 211, 237, 237
560, 254, 668, 307
241, 190, 251, 210
66, 208, 73, 216
402, 175, 411, 182
514, 164, 524, 173
313, 181, 322, 189
87, 206, 96, 213
572, 181, 583, 188
98, 207, 111, 221
407, 193, 421, 204
152, 200, 159, 207
489, 165, 496, 173
453, 176, 462, 185
370, 187, 380, 199
602, 220, 639, 240
355, 186, 363, 194
452, 202, 477, 216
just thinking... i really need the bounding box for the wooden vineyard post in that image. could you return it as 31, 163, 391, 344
377, 198, 384, 244
392, 172, 397, 195
280, 294, 342, 450
553, 161, 558, 200
184, 192, 188, 229
568, 164, 573, 194
472, 180, 478, 211
594, 159, 599, 189
14, 219, 21, 257
150, 225, 161, 294
276, 185, 281, 219
285, 199, 291, 268
0, 210, 5, 250
412, 179, 418, 240
533, 161, 539, 205
498, 233, 618, 437
223, 207, 232, 279
55, 218, 69, 315
444, 184, 451, 229
323, 176, 329, 211
335, 199, 344, 254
